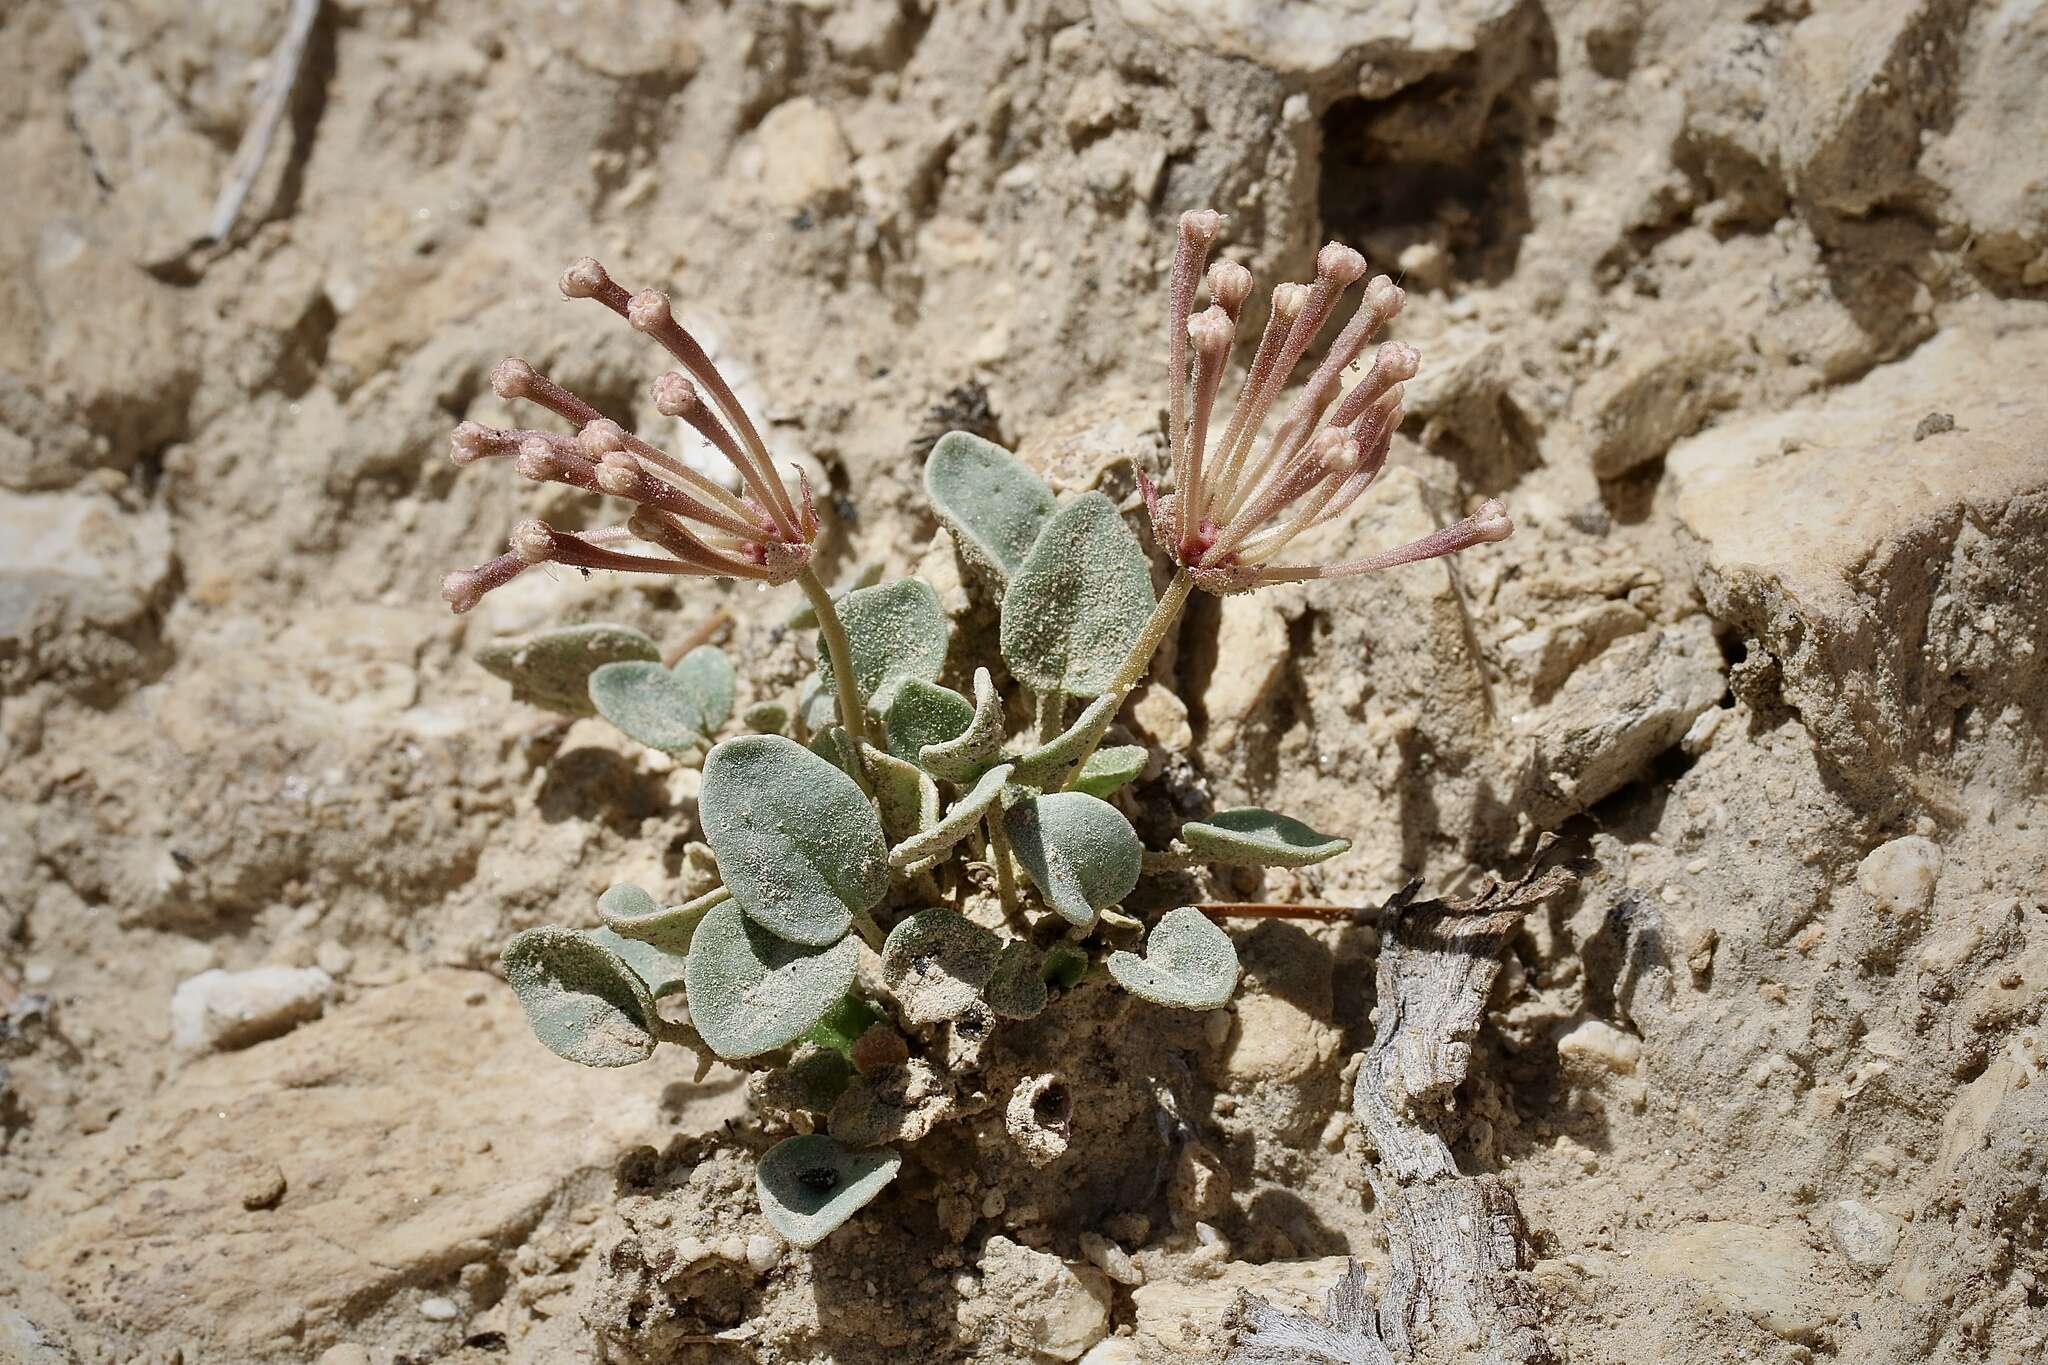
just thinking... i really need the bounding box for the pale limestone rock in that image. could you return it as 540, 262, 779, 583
1555, 1018, 1641, 1076
1925, 3, 2048, 286
30, 969, 742, 1353
968, 1235, 1113, 1362
1195, 593, 1289, 755
1129, 1256, 1363, 1354
1579, 327, 1743, 479
1111, 0, 1523, 89
1828, 1199, 1902, 1276
0, 490, 172, 688
1856, 836, 1941, 916
753, 97, 855, 210
170, 966, 333, 1053
1639, 1222, 1827, 1343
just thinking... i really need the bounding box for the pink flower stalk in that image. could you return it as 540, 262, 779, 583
1141, 211, 1513, 595
439, 258, 818, 613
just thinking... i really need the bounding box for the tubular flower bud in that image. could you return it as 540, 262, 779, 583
1139, 215, 1515, 595
436, 259, 821, 612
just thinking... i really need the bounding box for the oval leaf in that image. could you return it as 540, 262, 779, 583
588, 661, 706, 754
1004, 791, 1142, 928
601, 882, 728, 953
591, 925, 691, 1000
476, 623, 660, 716
674, 644, 737, 733
924, 431, 1057, 591
1008, 692, 1118, 791
743, 699, 790, 733
755, 1134, 902, 1250
887, 762, 1014, 870
684, 902, 860, 1060
985, 941, 1049, 1019
502, 926, 659, 1067
1182, 808, 1351, 868
701, 735, 887, 946
1106, 907, 1240, 1009
921, 667, 1006, 783
886, 680, 974, 767
999, 492, 1156, 698
1073, 745, 1147, 799
815, 578, 949, 716
881, 909, 1003, 1024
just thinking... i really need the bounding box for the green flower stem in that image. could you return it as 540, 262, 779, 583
986, 810, 1024, 925
852, 906, 886, 952
799, 565, 868, 748
1061, 567, 1194, 786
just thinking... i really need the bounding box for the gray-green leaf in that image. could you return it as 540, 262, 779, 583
1008, 692, 1118, 791
985, 942, 1049, 1019
999, 492, 1156, 698
886, 680, 974, 768
815, 578, 949, 717
590, 926, 691, 1000
1182, 809, 1351, 868
862, 743, 940, 849
588, 661, 706, 754
674, 644, 736, 733
920, 667, 1006, 783
502, 925, 659, 1067
887, 762, 1013, 870
755, 1134, 901, 1249
1004, 791, 1142, 928
1106, 907, 1240, 1009
923, 431, 1056, 591
477, 623, 660, 716
684, 902, 861, 1060
1073, 745, 1147, 799
881, 909, 1003, 1024
701, 735, 887, 946
743, 699, 790, 734
600, 882, 728, 954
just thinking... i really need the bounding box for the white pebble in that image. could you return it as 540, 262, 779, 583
417, 1296, 459, 1321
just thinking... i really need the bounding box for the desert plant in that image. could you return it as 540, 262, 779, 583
439, 213, 1514, 1249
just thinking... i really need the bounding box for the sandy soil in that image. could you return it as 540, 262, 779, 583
2, 1, 2045, 1362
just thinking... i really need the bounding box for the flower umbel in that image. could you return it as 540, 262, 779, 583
440, 259, 819, 613
1141, 210, 1513, 594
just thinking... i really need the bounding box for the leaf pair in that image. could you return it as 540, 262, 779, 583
474, 623, 660, 717
587, 645, 737, 754
814, 578, 949, 721
1173, 809, 1351, 868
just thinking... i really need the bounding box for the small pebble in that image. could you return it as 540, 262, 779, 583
418, 1296, 459, 1322
746, 1234, 781, 1273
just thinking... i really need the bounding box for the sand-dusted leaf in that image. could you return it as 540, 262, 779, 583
1004, 792, 1142, 928
1073, 745, 1147, 799
881, 909, 1003, 1024
787, 561, 884, 628
985, 941, 1049, 1019
701, 735, 887, 947
921, 667, 1005, 783
887, 762, 1013, 870
769, 1044, 857, 1112
1106, 907, 1240, 1009
684, 902, 861, 1060
743, 699, 790, 734
588, 661, 705, 754
590, 925, 690, 1000
755, 1134, 902, 1250
600, 882, 728, 954
797, 674, 836, 737
862, 743, 940, 848
807, 722, 861, 780
1008, 692, 1118, 791
806, 996, 882, 1057
477, 623, 660, 716
502, 925, 659, 1067
886, 680, 974, 768
1183, 808, 1351, 868
815, 578, 949, 716
674, 644, 736, 733
1000, 492, 1155, 698
923, 431, 1056, 590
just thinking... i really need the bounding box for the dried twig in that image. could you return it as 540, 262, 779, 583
204, 0, 322, 246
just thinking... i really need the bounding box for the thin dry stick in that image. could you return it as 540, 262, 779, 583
1195, 902, 1360, 921
663, 607, 733, 666
205, 0, 322, 245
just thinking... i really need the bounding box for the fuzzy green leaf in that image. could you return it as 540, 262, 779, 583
1107, 907, 1240, 1009
590, 926, 691, 1000
588, 661, 706, 754
798, 674, 836, 737
886, 680, 974, 768
815, 578, 949, 716
806, 996, 882, 1057
743, 699, 790, 734
862, 743, 940, 849
920, 667, 1006, 783
881, 909, 1003, 1024
684, 902, 861, 1060
1182, 808, 1351, 868
700, 735, 887, 946
887, 762, 1013, 869
1004, 791, 1142, 928
600, 882, 727, 954
477, 623, 660, 716
1042, 944, 1090, 990
1073, 745, 1147, 799
985, 941, 1049, 1019
1008, 692, 1118, 791
674, 644, 736, 733
999, 492, 1156, 698
787, 561, 884, 628
502, 925, 659, 1067
755, 1134, 902, 1249
923, 431, 1056, 591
